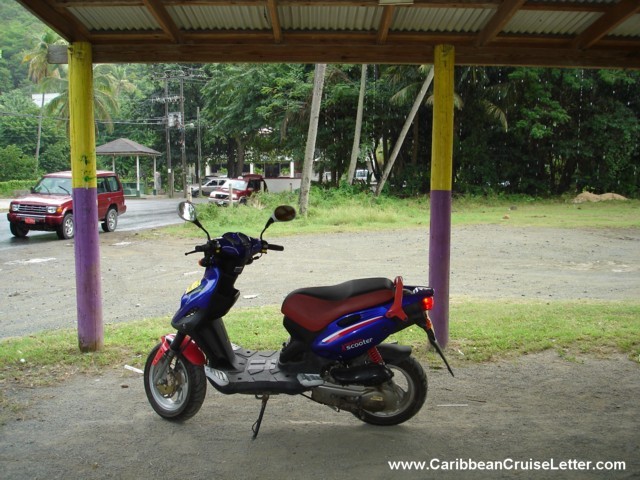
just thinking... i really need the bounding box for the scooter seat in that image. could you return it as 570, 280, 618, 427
281, 278, 394, 332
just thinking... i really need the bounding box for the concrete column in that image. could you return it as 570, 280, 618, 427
429, 45, 455, 347
68, 42, 103, 352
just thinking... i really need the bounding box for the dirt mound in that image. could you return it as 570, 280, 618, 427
572, 192, 628, 203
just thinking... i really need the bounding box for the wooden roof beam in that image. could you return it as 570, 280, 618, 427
142, 0, 183, 43
377, 5, 395, 44
571, 0, 640, 50
267, 0, 283, 43
17, 0, 89, 41
475, 0, 526, 47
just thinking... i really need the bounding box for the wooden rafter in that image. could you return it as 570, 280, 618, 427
475, 0, 526, 47
571, 0, 640, 50
142, 0, 183, 43
377, 5, 395, 45
267, 0, 283, 43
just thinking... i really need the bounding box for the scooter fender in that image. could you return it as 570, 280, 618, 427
152, 333, 207, 366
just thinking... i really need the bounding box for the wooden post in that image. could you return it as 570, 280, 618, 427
68, 42, 103, 352
429, 44, 455, 348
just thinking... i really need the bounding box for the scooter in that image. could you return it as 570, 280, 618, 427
144, 202, 453, 438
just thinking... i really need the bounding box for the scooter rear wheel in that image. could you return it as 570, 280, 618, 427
144, 343, 207, 421
354, 356, 427, 426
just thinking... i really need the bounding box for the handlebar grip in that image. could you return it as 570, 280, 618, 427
267, 244, 284, 251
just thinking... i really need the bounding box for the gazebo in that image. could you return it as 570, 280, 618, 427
96, 138, 161, 197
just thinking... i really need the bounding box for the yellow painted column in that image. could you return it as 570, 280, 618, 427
68, 42, 104, 352
429, 45, 455, 347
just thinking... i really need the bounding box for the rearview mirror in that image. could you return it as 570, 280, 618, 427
177, 201, 211, 241
177, 201, 197, 222
273, 205, 296, 222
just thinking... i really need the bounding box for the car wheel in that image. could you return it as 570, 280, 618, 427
101, 207, 118, 232
56, 213, 74, 240
9, 222, 29, 238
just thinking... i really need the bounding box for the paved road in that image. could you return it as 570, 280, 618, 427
0, 196, 200, 251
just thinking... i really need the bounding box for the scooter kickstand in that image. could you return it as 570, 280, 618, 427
251, 395, 270, 440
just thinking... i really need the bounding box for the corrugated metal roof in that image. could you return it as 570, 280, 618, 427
17, 0, 640, 69
393, 7, 493, 33
169, 5, 271, 31
611, 13, 640, 37
279, 6, 382, 31
506, 10, 600, 35
67, 6, 158, 32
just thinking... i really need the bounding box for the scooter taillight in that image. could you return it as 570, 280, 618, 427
421, 296, 434, 311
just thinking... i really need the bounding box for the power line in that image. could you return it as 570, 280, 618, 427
0, 110, 212, 127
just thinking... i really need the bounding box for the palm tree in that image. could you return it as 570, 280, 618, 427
23, 30, 65, 173
44, 64, 123, 135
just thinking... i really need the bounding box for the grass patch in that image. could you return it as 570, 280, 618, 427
391, 298, 640, 363
452, 195, 640, 228
162, 190, 639, 239
2, 300, 638, 391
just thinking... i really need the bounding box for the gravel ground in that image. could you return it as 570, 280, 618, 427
1, 224, 639, 479
1, 225, 639, 338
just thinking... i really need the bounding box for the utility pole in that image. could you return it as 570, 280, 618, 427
154, 67, 209, 198
197, 106, 202, 192
164, 78, 173, 198
180, 76, 187, 198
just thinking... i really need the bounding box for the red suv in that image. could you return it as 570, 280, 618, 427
7, 170, 127, 240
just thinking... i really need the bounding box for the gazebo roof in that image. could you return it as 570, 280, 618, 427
96, 138, 161, 157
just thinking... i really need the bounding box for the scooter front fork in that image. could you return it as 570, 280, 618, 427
152, 332, 187, 384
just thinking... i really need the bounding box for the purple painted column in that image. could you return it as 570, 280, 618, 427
428, 190, 451, 346
69, 42, 103, 351
428, 45, 455, 348
73, 188, 103, 351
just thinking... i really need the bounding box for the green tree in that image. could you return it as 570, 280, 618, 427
22, 29, 65, 172
0, 144, 36, 181
203, 63, 311, 177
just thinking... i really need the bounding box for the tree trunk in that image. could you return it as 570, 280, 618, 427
347, 64, 367, 184
226, 139, 236, 177
299, 64, 327, 216
236, 136, 245, 176
411, 112, 419, 166
375, 66, 434, 196
35, 92, 45, 174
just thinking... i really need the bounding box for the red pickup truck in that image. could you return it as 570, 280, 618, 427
7, 170, 127, 240
208, 174, 268, 206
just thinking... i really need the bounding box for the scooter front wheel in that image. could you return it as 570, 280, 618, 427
144, 343, 207, 421
354, 356, 427, 426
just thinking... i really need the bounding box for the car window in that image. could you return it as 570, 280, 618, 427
229, 180, 248, 190
34, 177, 72, 195
105, 176, 120, 192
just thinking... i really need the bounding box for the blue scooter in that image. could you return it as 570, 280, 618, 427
144, 202, 453, 438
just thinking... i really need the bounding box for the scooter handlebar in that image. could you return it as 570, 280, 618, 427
266, 243, 284, 251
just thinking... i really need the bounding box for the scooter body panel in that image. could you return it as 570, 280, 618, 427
311, 286, 433, 360
172, 267, 221, 323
